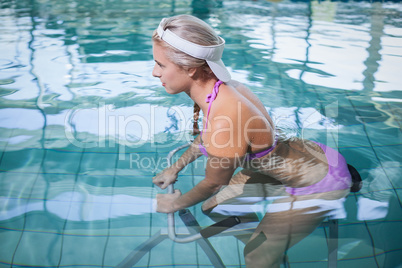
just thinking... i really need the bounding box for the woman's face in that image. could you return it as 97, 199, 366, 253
152, 42, 192, 94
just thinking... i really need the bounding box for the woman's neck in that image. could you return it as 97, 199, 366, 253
187, 78, 219, 114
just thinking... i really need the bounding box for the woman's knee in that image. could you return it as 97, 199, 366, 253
244, 232, 283, 267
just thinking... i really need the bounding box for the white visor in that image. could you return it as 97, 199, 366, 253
157, 18, 231, 82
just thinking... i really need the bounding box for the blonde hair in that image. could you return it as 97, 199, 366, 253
153, 15, 222, 135
153, 14, 222, 75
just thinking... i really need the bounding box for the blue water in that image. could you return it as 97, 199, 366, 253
0, 0, 401, 267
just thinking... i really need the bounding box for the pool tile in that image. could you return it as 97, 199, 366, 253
0, 127, 13, 152
77, 174, 116, 189
340, 147, 380, 170
387, 102, 402, 122
328, 104, 361, 126
42, 149, 83, 176
358, 168, 394, 192
10, 230, 62, 267
372, 144, 402, 168
0, 228, 23, 267
116, 152, 159, 176
113, 175, 154, 188
287, 226, 329, 263
171, 242, 202, 266
359, 171, 393, 199
382, 167, 402, 189
366, 221, 402, 267
45, 174, 78, 199
337, 223, 377, 260
379, 249, 402, 268
0, 148, 45, 174
338, 124, 372, 148
58, 233, 108, 267
79, 151, 119, 176
300, 129, 336, 146
209, 236, 244, 267
337, 257, 382, 268
364, 122, 401, 146
395, 189, 402, 210
334, 94, 356, 109
355, 105, 391, 124
0, 172, 51, 201
138, 239, 198, 267
288, 262, 327, 267
106, 235, 160, 267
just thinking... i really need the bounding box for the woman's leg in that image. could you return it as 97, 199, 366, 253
202, 169, 284, 218
244, 201, 326, 267
244, 188, 349, 267
202, 169, 284, 243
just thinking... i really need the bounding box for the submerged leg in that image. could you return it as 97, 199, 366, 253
201, 170, 284, 243
244, 204, 327, 267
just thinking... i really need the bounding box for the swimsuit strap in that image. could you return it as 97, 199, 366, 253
245, 137, 277, 161
204, 80, 223, 129
199, 80, 223, 157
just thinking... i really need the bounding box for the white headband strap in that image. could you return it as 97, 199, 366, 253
157, 18, 225, 61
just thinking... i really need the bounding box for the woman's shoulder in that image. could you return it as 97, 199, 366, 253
211, 83, 242, 118
226, 80, 260, 104
227, 79, 272, 121
227, 80, 249, 91
212, 80, 265, 121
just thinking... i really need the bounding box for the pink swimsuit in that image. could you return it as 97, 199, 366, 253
285, 141, 352, 195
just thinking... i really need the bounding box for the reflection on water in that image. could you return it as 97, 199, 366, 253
1, 187, 157, 222
0, 0, 401, 267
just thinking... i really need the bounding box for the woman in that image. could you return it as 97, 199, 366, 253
152, 15, 353, 267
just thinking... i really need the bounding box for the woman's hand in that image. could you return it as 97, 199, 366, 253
156, 189, 182, 213
152, 167, 178, 189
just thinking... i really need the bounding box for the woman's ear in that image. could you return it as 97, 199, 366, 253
187, 67, 197, 78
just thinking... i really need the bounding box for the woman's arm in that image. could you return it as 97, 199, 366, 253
156, 153, 238, 213
156, 117, 247, 213
152, 135, 204, 189
171, 134, 204, 173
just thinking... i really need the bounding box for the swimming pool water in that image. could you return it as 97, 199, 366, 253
0, 0, 401, 267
